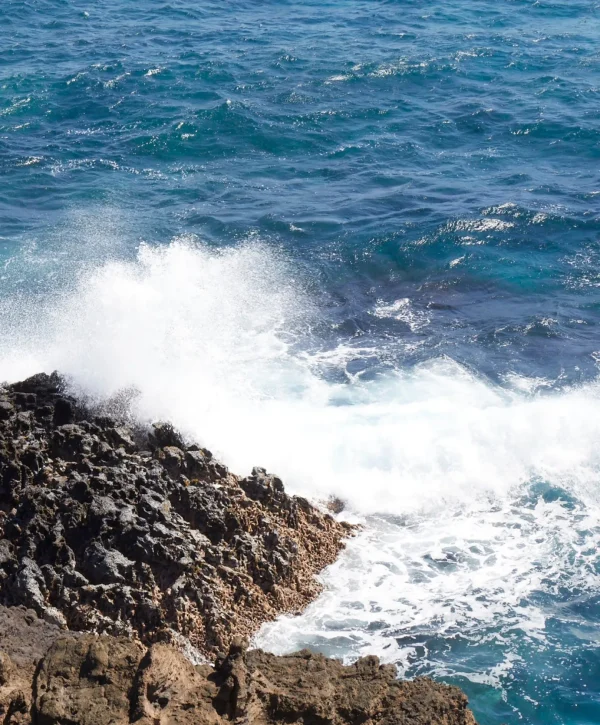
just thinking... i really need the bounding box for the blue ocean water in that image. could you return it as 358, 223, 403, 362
2, 1, 600, 723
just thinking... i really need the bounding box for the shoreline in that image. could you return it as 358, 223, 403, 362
0, 372, 477, 724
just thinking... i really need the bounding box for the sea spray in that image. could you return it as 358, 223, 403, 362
2, 239, 600, 515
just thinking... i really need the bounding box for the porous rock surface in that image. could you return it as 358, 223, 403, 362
0, 373, 351, 656
0, 626, 477, 725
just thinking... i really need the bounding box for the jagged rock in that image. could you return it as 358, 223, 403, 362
0, 373, 479, 725
0, 626, 477, 725
0, 373, 352, 656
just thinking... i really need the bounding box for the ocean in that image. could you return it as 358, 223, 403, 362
1, 1, 600, 722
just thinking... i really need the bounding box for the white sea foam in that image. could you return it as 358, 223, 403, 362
255, 494, 600, 676
371, 297, 430, 332
2, 235, 600, 685
2, 237, 600, 513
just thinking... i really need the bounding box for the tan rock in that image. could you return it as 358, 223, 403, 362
0, 631, 478, 725
35, 637, 144, 725
130, 643, 220, 725
0, 651, 30, 725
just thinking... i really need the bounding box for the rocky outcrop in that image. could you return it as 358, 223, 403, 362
0, 373, 351, 656
0, 374, 479, 724
0, 626, 477, 725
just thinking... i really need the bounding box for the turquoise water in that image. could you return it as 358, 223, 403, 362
2, 1, 600, 723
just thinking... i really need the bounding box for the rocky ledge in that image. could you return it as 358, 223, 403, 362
0, 606, 476, 725
0, 373, 351, 656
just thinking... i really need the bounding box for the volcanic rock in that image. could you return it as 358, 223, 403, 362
0, 373, 351, 656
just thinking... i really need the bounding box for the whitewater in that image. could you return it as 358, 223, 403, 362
4, 239, 600, 513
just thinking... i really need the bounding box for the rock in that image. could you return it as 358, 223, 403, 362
82, 542, 135, 585
0, 401, 13, 421
0, 606, 75, 725
0, 651, 13, 686
157, 445, 185, 476
130, 643, 220, 725
0, 373, 479, 724
0, 373, 351, 656
0, 650, 29, 725
0, 605, 73, 671
148, 422, 186, 451
35, 637, 144, 725
237, 648, 477, 725
0, 630, 478, 725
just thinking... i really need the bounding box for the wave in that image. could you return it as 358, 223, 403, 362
2, 238, 600, 518
255, 489, 600, 674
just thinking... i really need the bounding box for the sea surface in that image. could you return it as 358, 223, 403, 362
2, 1, 600, 722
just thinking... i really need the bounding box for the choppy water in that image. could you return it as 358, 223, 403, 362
2, 1, 600, 722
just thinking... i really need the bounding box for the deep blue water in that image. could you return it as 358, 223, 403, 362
2, 1, 600, 723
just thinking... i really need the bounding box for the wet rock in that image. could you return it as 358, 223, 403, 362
53, 398, 73, 426
148, 422, 186, 451
157, 445, 185, 477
